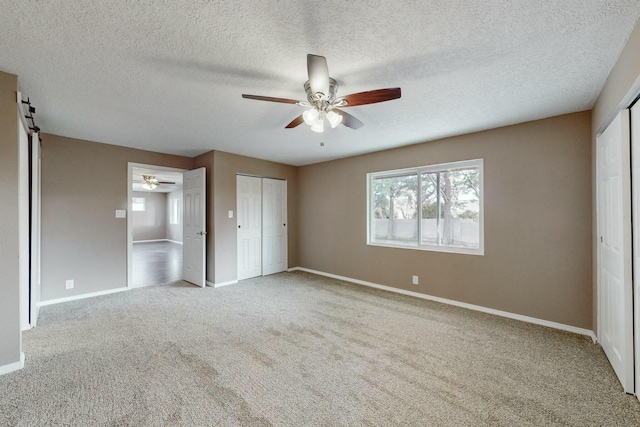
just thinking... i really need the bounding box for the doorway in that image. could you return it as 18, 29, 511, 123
127, 164, 187, 288
237, 175, 287, 280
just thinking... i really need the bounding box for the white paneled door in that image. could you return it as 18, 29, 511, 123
262, 178, 287, 276
237, 175, 262, 280
597, 109, 634, 394
183, 167, 206, 287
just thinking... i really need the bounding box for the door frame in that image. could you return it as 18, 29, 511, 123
126, 162, 188, 288
17, 108, 30, 330
631, 98, 640, 397
30, 132, 41, 327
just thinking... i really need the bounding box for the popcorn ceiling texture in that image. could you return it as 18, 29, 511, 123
0, 1, 639, 165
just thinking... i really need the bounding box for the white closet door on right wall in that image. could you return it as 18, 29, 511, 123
597, 109, 634, 394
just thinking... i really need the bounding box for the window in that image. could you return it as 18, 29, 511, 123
132, 197, 145, 212
169, 198, 181, 225
368, 159, 483, 255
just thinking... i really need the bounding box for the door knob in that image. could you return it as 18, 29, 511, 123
197, 231, 207, 235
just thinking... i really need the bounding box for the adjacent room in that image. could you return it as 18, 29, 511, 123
130, 166, 186, 288
2, 1, 640, 425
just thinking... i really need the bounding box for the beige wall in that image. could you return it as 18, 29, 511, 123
41, 134, 193, 301
132, 191, 167, 241
0, 71, 21, 368
194, 150, 298, 284
591, 20, 640, 331
298, 112, 592, 329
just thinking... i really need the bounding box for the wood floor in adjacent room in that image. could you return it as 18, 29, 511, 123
132, 240, 182, 287
2, 271, 639, 426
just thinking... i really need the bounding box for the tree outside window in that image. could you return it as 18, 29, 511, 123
369, 159, 483, 255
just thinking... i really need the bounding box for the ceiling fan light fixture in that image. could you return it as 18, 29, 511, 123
242, 54, 400, 133
310, 118, 324, 133
142, 182, 157, 190
326, 110, 342, 128
302, 108, 319, 125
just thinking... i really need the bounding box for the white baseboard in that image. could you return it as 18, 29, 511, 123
166, 239, 183, 245
0, 352, 25, 376
39, 287, 129, 306
289, 267, 597, 341
207, 279, 238, 288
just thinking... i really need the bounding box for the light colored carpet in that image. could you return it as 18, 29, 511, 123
1, 271, 639, 426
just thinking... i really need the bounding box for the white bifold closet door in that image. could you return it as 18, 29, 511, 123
237, 175, 287, 280
262, 178, 287, 276
237, 175, 263, 280
597, 109, 634, 394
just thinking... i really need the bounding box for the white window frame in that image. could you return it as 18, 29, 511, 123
132, 197, 145, 212
169, 198, 181, 225
367, 159, 484, 256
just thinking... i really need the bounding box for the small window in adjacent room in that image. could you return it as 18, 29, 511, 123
132, 197, 145, 212
368, 159, 483, 255
169, 198, 181, 225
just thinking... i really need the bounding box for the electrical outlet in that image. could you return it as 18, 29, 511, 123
66, 279, 74, 290
412, 275, 419, 285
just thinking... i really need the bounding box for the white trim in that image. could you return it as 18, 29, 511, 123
39, 287, 128, 306
167, 240, 183, 245
209, 280, 238, 288
290, 267, 596, 341
0, 352, 25, 376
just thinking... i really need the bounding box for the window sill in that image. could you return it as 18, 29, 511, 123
367, 241, 484, 256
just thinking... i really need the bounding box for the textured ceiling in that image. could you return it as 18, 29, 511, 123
1, 1, 639, 166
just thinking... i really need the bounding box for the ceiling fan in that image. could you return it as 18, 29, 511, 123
242, 54, 401, 133
137, 175, 175, 190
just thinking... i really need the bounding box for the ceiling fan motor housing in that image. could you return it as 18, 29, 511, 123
304, 78, 340, 109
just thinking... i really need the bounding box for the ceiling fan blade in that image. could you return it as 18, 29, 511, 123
242, 94, 300, 104
307, 54, 330, 95
334, 109, 364, 130
157, 181, 176, 185
341, 88, 401, 107
285, 115, 304, 129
